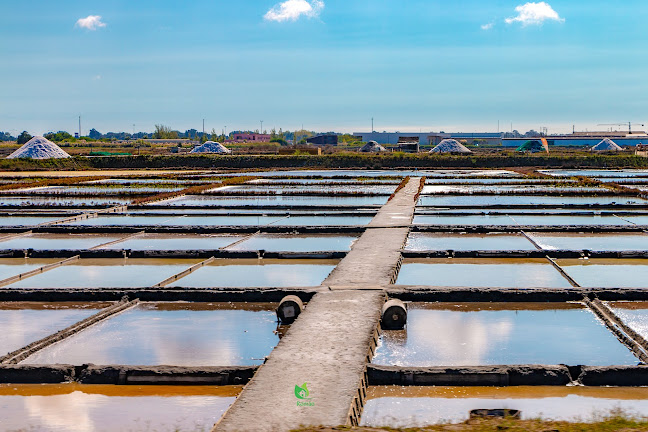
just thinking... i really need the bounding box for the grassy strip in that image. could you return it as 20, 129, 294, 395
0, 176, 109, 191
388, 177, 410, 202
131, 176, 255, 205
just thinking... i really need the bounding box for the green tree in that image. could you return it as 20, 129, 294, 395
153, 124, 179, 139
16, 131, 32, 145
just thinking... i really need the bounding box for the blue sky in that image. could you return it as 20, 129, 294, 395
2, 1, 647, 135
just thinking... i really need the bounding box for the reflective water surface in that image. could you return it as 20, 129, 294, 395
418, 195, 647, 206
558, 259, 648, 288
362, 386, 648, 427
405, 232, 537, 251
609, 302, 648, 341
0, 234, 122, 250
168, 259, 337, 287
0, 258, 61, 282
163, 195, 388, 206
395, 259, 572, 288
0, 384, 240, 432
6, 259, 201, 288
372, 303, 637, 366
530, 233, 648, 251
228, 234, 357, 252
23, 303, 279, 366
103, 234, 243, 250
0, 302, 105, 355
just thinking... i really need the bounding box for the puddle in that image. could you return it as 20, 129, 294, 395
166, 259, 337, 288
395, 258, 572, 288
228, 234, 357, 252
372, 303, 638, 367
0, 258, 61, 282
102, 234, 244, 250
163, 195, 388, 206
23, 303, 279, 366
0, 234, 122, 250
0, 302, 106, 355
362, 386, 648, 427
405, 233, 537, 251
530, 233, 648, 251
557, 259, 648, 288
5, 259, 201, 289
0, 383, 239, 432
418, 195, 647, 206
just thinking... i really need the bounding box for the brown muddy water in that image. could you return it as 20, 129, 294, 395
0, 383, 240, 432
362, 386, 648, 427
372, 302, 639, 366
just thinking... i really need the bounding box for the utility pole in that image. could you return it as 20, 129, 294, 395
371, 117, 374, 133
203, 119, 205, 137
78, 116, 81, 137
260, 120, 264, 134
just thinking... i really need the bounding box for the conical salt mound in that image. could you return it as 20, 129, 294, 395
190, 141, 231, 154
360, 140, 386, 152
591, 138, 623, 152
429, 139, 472, 154
7, 136, 71, 159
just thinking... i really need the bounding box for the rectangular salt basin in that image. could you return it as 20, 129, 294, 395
167, 259, 337, 287
557, 259, 648, 288
405, 233, 537, 251
414, 215, 516, 226
540, 169, 648, 178
0, 258, 60, 282
418, 195, 647, 206
0, 302, 106, 355
0, 234, 122, 250
65, 215, 289, 226
6, 259, 201, 289
0, 384, 239, 432
372, 303, 638, 367
163, 195, 388, 206
269, 215, 372, 226
362, 386, 648, 427
102, 234, 244, 250
23, 303, 279, 366
530, 233, 648, 251
0, 196, 130, 206
395, 258, 572, 288
228, 234, 358, 252
0, 216, 63, 226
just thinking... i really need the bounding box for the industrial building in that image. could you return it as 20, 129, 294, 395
353, 132, 503, 146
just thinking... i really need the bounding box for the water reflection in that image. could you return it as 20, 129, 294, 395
362, 386, 648, 427
558, 259, 648, 288
373, 303, 638, 366
0, 384, 239, 432
23, 304, 279, 366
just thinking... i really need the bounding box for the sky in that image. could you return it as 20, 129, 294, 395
2, 0, 648, 135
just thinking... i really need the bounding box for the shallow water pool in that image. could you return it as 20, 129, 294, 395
405, 232, 536, 251
372, 303, 637, 366
227, 234, 357, 252
557, 259, 648, 288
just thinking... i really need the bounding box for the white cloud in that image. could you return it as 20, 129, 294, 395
481, 22, 494, 30
264, 0, 324, 22
75, 15, 106, 30
92, 75, 102, 80
505, 2, 564, 26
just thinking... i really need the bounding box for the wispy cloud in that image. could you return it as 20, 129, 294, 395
93, 75, 102, 81
481, 22, 494, 30
505, 2, 564, 26
264, 0, 324, 22
75, 15, 106, 30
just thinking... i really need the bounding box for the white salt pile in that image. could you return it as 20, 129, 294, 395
7, 136, 71, 159
190, 141, 232, 154
429, 139, 472, 154
360, 141, 387, 152
591, 138, 623, 152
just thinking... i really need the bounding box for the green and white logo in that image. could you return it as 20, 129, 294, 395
295, 382, 315, 406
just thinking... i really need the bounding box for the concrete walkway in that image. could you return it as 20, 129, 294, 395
214, 178, 422, 432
